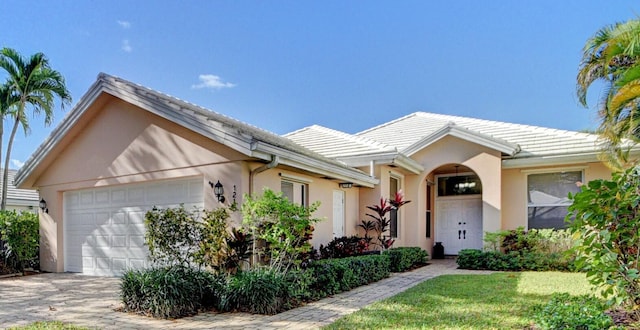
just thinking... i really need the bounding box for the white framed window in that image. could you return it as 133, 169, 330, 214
527, 171, 582, 229
389, 176, 400, 238
281, 180, 309, 207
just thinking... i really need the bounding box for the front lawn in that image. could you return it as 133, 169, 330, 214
7, 321, 88, 330
324, 271, 592, 329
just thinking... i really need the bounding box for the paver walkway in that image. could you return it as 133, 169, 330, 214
0, 259, 493, 329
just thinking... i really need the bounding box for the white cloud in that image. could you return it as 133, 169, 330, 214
117, 20, 131, 29
122, 39, 132, 53
191, 74, 236, 90
11, 159, 24, 169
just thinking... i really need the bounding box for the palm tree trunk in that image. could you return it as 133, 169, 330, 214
0, 124, 4, 210
1, 117, 20, 210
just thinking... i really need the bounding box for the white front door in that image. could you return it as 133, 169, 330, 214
435, 196, 482, 255
63, 177, 204, 276
332, 190, 345, 238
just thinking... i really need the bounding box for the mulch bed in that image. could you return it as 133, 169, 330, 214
606, 309, 640, 328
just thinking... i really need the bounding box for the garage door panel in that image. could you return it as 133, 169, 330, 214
64, 178, 204, 276
112, 212, 126, 224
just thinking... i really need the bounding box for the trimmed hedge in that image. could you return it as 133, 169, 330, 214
120, 266, 225, 319
382, 247, 429, 272
304, 254, 391, 300
121, 247, 431, 318
456, 249, 576, 271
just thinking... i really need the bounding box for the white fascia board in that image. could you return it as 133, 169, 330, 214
390, 154, 424, 174
502, 152, 602, 169
251, 142, 378, 187
16, 76, 259, 188
403, 124, 520, 156
337, 152, 423, 174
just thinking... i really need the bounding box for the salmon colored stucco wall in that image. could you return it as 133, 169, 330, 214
409, 136, 502, 252
250, 167, 360, 248
500, 162, 612, 230
34, 97, 364, 272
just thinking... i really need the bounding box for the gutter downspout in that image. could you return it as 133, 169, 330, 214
369, 160, 375, 177
248, 155, 279, 266
249, 155, 279, 195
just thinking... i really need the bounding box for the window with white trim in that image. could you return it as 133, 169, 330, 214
281, 180, 309, 207
389, 176, 399, 238
527, 171, 582, 229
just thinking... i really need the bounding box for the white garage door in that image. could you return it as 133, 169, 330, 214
64, 177, 204, 276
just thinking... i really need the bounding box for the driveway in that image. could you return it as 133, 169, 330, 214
0, 259, 491, 329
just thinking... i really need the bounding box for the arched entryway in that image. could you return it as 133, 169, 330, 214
432, 164, 483, 255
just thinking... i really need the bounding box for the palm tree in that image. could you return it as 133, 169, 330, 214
0, 48, 71, 210
577, 19, 640, 169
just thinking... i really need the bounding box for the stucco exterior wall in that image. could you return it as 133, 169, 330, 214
501, 161, 612, 230
32, 96, 366, 272
251, 167, 359, 248
409, 136, 503, 252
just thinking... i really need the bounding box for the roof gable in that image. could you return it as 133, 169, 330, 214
16, 74, 377, 188
402, 122, 521, 156
358, 112, 604, 160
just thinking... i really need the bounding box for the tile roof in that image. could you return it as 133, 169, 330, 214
356, 112, 603, 158
284, 125, 396, 158
0, 169, 39, 206
16, 73, 378, 188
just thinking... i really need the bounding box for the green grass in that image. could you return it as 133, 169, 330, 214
7, 321, 89, 330
324, 272, 593, 330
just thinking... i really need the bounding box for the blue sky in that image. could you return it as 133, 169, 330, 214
1, 1, 639, 168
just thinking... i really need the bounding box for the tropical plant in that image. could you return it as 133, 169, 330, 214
363, 190, 411, 250
319, 235, 369, 259
577, 19, 640, 169
241, 189, 321, 272
120, 265, 224, 318
0, 48, 71, 210
220, 227, 253, 273
567, 166, 640, 319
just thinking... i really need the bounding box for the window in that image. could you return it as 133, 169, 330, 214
527, 171, 582, 229
437, 174, 482, 196
389, 177, 399, 238
426, 182, 432, 238
281, 180, 308, 207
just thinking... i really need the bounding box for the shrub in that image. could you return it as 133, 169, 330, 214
568, 167, 640, 315
120, 266, 223, 319
533, 293, 614, 330
382, 247, 428, 272
144, 206, 201, 266
456, 249, 485, 269
223, 268, 290, 314
305, 254, 391, 300
0, 210, 39, 272
456, 249, 575, 271
144, 206, 251, 272
242, 189, 321, 272
319, 236, 369, 259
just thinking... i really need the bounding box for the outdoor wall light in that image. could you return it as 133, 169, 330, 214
339, 182, 353, 189
209, 180, 225, 203
39, 198, 48, 213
